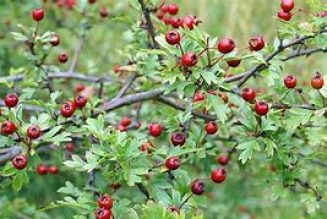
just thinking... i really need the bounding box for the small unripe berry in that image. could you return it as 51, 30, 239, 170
12, 155, 28, 170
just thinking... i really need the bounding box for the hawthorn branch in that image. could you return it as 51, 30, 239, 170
294, 178, 322, 201
136, 182, 150, 200
282, 47, 327, 61
114, 74, 139, 99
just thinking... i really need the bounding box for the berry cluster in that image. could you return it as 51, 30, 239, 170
277, 0, 294, 21
95, 194, 113, 219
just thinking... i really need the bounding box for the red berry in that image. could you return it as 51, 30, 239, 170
4, 93, 18, 108
98, 194, 113, 209
169, 17, 181, 28
117, 124, 128, 132
148, 123, 162, 137
1, 121, 17, 135
170, 132, 186, 146
227, 59, 241, 67
311, 72, 324, 89
32, 8, 44, 21
120, 117, 131, 127
50, 34, 60, 46
193, 91, 205, 102
182, 15, 196, 30
140, 141, 154, 154
95, 208, 111, 219
165, 156, 180, 170
167, 3, 179, 15
318, 11, 327, 17
181, 52, 197, 67
74, 95, 87, 108
211, 168, 227, 183
66, 143, 75, 152
27, 125, 41, 139
160, 4, 169, 13
75, 83, 86, 93
217, 155, 229, 165
165, 30, 181, 45
242, 88, 256, 102
100, 7, 108, 18
217, 38, 235, 54
284, 75, 297, 88
255, 101, 269, 116
58, 53, 69, 63
277, 10, 292, 21
12, 155, 28, 170
48, 165, 59, 175
110, 183, 121, 190
191, 179, 205, 195
281, 0, 294, 12
249, 36, 265, 51
88, 0, 96, 4
205, 121, 218, 135
60, 101, 76, 118
36, 164, 48, 175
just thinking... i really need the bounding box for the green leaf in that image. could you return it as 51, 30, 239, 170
236, 141, 260, 164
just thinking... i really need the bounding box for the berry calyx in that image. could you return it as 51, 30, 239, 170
148, 123, 162, 137
167, 3, 179, 15
48, 165, 59, 175
58, 53, 69, 63
205, 121, 218, 135
191, 179, 205, 195
60, 101, 76, 118
32, 8, 44, 21
217, 155, 229, 165
227, 59, 241, 68
284, 74, 297, 88
12, 155, 28, 170
217, 38, 235, 54
36, 164, 48, 175
50, 34, 60, 46
181, 52, 198, 67
66, 143, 75, 152
281, 0, 294, 12
120, 117, 131, 127
4, 93, 19, 108
1, 121, 17, 135
27, 125, 42, 139
95, 208, 111, 219
165, 156, 180, 170
278, 10, 292, 21
98, 194, 113, 209
74, 95, 87, 108
211, 168, 227, 183
311, 72, 324, 89
255, 101, 269, 116
249, 36, 265, 51
165, 30, 181, 45
242, 88, 256, 102
170, 132, 186, 146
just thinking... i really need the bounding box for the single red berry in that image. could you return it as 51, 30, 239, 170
110, 183, 121, 190
182, 15, 196, 30
58, 53, 69, 63
165, 156, 180, 170
36, 164, 48, 175
165, 30, 181, 45
217, 155, 229, 165
277, 10, 292, 21
242, 88, 256, 102
75, 83, 86, 93
284, 74, 297, 88
193, 91, 205, 102
66, 143, 75, 152
255, 101, 269, 116
169, 17, 181, 28
227, 59, 241, 67
27, 125, 41, 139
12, 155, 28, 170
100, 7, 108, 18
95, 208, 111, 219
48, 165, 59, 175
1, 121, 17, 135
211, 168, 227, 183
32, 8, 44, 21
148, 123, 162, 137
170, 132, 186, 146
88, 0, 96, 4
120, 117, 131, 127
117, 124, 128, 132
249, 36, 265, 51
98, 194, 113, 209
311, 72, 324, 89
160, 4, 169, 13
281, 0, 294, 12
318, 11, 327, 17
4, 93, 19, 108
167, 3, 179, 15
217, 38, 235, 54
205, 121, 218, 135
181, 52, 197, 67
74, 95, 87, 108
156, 11, 165, 20
60, 101, 76, 118
191, 179, 205, 195
50, 34, 60, 46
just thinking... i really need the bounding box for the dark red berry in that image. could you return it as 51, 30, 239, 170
165, 156, 180, 170
182, 15, 196, 30
36, 164, 48, 175
50, 34, 60, 46
217, 155, 229, 165
4, 93, 18, 108
120, 117, 131, 127
181, 52, 197, 67
74, 95, 87, 108
160, 4, 169, 13
242, 88, 256, 102
60, 101, 76, 118
100, 7, 108, 18
211, 168, 227, 183
255, 101, 269, 116
1, 121, 17, 135
75, 83, 86, 93
281, 0, 294, 12
148, 123, 162, 137
12, 155, 28, 170
66, 143, 75, 152
32, 8, 44, 21
98, 194, 113, 209
170, 132, 186, 146
167, 3, 179, 15
169, 17, 181, 28
205, 121, 218, 135
95, 208, 111, 219
217, 38, 235, 54
278, 10, 292, 21
311, 72, 324, 89
88, 0, 96, 4
193, 91, 205, 102
48, 165, 59, 175
117, 124, 128, 132
284, 75, 297, 88
165, 30, 181, 45
318, 11, 327, 17
249, 36, 265, 51
227, 59, 241, 67
27, 125, 41, 139
191, 179, 205, 195
58, 53, 69, 63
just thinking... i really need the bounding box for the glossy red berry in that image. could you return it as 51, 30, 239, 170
205, 121, 218, 135
249, 36, 265, 51
255, 101, 269, 116
165, 30, 181, 45
148, 123, 162, 137
165, 156, 180, 170
100, 7, 108, 18
58, 53, 69, 63
284, 75, 297, 88
27, 125, 41, 139
50, 34, 60, 46
278, 10, 292, 21
98, 194, 113, 209
12, 155, 28, 170
242, 88, 256, 102
1, 121, 17, 135
48, 165, 59, 175
74, 95, 87, 108
182, 15, 196, 30
191, 179, 205, 195
66, 143, 75, 152
167, 3, 179, 15
181, 52, 197, 67
4, 93, 19, 108
120, 117, 131, 127
227, 59, 241, 67
217, 155, 229, 165
32, 8, 44, 21
217, 38, 235, 54
211, 168, 227, 183
95, 208, 111, 219
170, 132, 186, 146
36, 164, 48, 175
311, 72, 324, 89
60, 101, 76, 118
193, 91, 205, 102
281, 0, 294, 12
